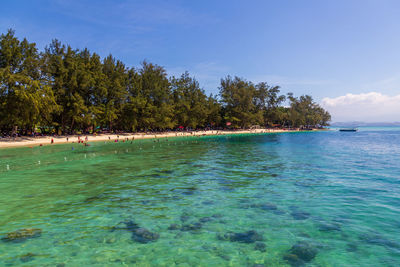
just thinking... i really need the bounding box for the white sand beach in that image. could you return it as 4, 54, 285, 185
0, 129, 304, 149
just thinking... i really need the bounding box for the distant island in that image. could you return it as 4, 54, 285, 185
330, 122, 400, 127
0, 29, 331, 136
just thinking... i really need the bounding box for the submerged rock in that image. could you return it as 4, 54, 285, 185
180, 212, 191, 222
251, 203, 278, 211
346, 243, 358, 252
160, 170, 174, 174
132, 228, 159, 243
283, 253, 304, 267
167, 224, 180, 230
116, 221, 159, 244
182, 190, 195, 195
283, 241, 317, 266
199, 217, 213, 223
291, 211, 310, 220
318, 222, 341, 232
84, 194, 105, 203
273, 210, 286, 215
20, 253, 36, 263
124, 221, 140, 231
254, 242, 267, 252
218, 230, 263, 244
181, 222, 202, 232
1, 228, 42, 242
181, 187, 197, 195
360, 233, 400, 249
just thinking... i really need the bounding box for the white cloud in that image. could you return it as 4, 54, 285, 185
321, 92, 400, 122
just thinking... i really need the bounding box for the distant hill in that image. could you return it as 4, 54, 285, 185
331, 122, 400, 127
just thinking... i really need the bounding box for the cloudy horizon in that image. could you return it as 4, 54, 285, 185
321, 92, 400, 123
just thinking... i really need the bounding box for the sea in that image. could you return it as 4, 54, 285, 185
0, 127, 399, 266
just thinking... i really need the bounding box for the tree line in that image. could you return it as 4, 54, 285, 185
0, 29, 330, 135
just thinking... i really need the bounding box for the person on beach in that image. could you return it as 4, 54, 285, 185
51, 138, 54, 144
85, 136, 88, 142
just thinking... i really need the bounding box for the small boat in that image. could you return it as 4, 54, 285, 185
339, 128, 358, 132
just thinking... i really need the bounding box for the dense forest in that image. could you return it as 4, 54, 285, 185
0, 29, 331, 135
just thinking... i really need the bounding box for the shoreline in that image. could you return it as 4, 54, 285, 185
0, 128, 322, 149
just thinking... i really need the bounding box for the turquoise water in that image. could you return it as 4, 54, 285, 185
1, 128, 400, 266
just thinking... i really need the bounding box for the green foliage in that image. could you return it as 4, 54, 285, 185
286, 93, 331, 128
0, 29, 331, 134
171, 71, 210, 129
0, 29, 57, 134
219, 76, 263, 128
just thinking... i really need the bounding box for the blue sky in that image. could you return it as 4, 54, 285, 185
2, 0, 400, 121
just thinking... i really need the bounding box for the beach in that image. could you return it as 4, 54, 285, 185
0, 128, 304, 149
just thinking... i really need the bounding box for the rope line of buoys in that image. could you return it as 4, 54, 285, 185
1, 135, 207, 173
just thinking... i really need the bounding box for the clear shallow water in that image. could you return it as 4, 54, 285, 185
0, 129, 400, 266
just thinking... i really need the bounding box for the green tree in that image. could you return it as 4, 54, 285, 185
287, 93, 331, 128
171, 72, 209, 129
100, 54, 127, 131
139, 61, 174, 130
254, 82, 286, 126
206, 94, 222, 128
219, 76, 262, 128
0, 29, 57, 134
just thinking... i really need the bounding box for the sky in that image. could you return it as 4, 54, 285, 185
1, 0, 400, 122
